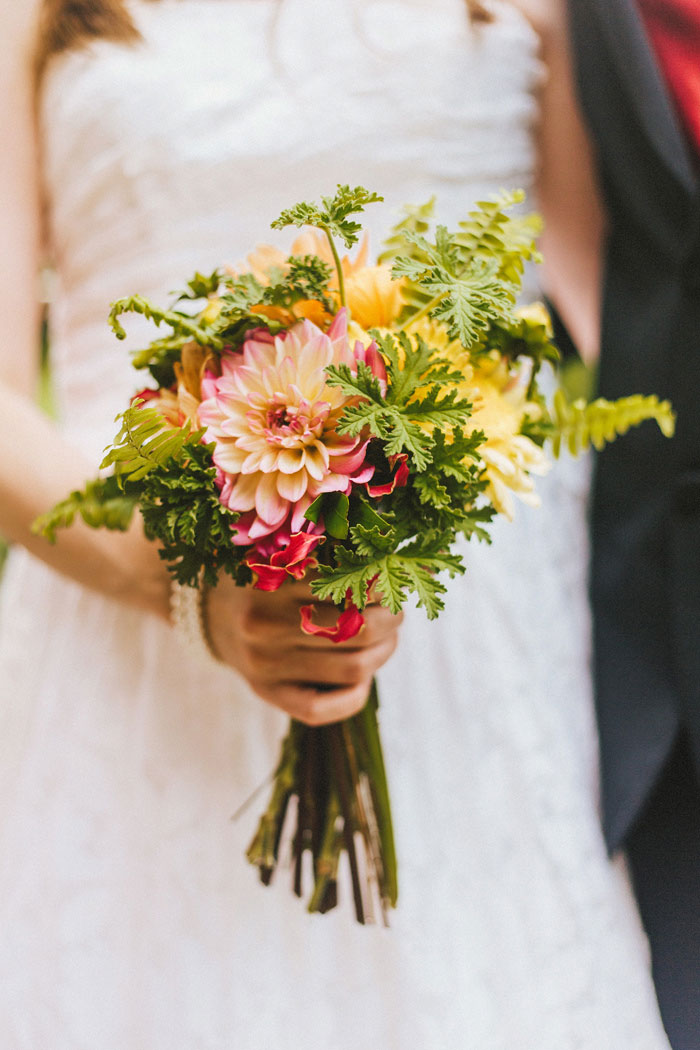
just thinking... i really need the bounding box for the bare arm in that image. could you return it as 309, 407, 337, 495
0, 2, 170, 616
513, 0, 605, 364
0, 6, 400, 722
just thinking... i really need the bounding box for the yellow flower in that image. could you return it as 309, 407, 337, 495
462, 356, 550, 520
403, 318, 550, 519
201, 297, 223, 324
513, 300, 553, 335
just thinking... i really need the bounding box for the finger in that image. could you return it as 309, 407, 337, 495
243, 603, 403, 650
250, 679, 373, 726
251, 636, 398, 687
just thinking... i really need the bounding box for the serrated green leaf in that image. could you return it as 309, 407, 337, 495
271, 185, 383, 249
350, 522, 397, 556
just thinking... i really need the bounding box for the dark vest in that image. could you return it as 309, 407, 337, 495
567, 0, 700, 850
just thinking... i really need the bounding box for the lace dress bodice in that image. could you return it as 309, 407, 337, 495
41, 0, 541, 449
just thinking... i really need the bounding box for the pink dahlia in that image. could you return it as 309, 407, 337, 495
198, 310, 377, 543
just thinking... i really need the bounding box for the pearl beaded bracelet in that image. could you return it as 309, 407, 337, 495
169, 574, 221, 669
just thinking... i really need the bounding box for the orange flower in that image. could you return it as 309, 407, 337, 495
240, 232, 404, 330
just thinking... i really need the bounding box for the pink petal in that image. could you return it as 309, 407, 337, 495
366, 454, 409, 497
255, 472, 289, 526
291, 497, 314, 532
276, 468, 308, 504
248, 515, 280, 541
328, 439, 370, 475
326, 308, 348, 342
359, 340, 388, 388
200, 372, 220, 400
231, 511, 257, 545
350, 464, 375, 485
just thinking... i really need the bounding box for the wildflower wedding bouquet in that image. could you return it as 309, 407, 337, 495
36, 186, 674, 925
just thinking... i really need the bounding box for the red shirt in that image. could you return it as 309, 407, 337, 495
637, 0, 700, 158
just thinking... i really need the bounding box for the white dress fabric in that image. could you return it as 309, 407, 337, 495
0, 1, 670, 1047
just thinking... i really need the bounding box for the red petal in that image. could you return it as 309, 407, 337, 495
270, 531, 321, 569
132, 388, 161, 404
393, 455, 410, 488
244, 559, 287, 591
366, 453, 409, 497
299, 603, 365, 643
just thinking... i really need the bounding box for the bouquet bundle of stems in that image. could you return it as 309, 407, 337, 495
248, 684, 395, 923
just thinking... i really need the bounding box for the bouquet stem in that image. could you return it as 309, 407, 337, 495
246, 680, 397, 925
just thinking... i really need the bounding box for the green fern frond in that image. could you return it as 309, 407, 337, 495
108, 294, 223, 349
377, 197, 436, 264
549, 390, 676, 458
455, 191, 541, 277
100, 403, 200, 482
32, 476, 137, 542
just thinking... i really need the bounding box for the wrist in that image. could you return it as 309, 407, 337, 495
112, 518, 172, 621
170, 573, 222, 668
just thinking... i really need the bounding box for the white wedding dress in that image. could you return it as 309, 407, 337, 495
0, 2, 670, 1047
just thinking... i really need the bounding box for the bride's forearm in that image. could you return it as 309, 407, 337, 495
0, 382, 171, 620
0, 16, 170, 621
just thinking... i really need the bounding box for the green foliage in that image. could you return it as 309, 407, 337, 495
175, 270, 223, 301
305, 492, 350, 539
326, 332, 475, 471
124, 254, 342, 386
138, 441, 248, 588
218, 271, 266, 312
100, 402, 200, 482
32, 475, 137, 543
487, 309, 559, 376
544, 390, 676, 457
454, 191, 542, 283
271, 185, 384, 250
303, 318, 497, 614
37, 405, 248, 587
109, 294, 223, 348
377, 197, 436, 265
311, 541, 465, 619
261, 255, 336, 313
558, 356, 597, 403
393, 192, 542, 349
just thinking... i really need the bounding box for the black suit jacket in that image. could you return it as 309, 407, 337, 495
567, 0, 700, 850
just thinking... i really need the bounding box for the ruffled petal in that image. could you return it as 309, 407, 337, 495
299, 602, 365, 643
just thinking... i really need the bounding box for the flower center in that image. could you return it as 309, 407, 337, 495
266, 406, 297, 431
262, 396, 328, 447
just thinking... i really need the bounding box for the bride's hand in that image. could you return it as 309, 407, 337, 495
205, 576, 403, 725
